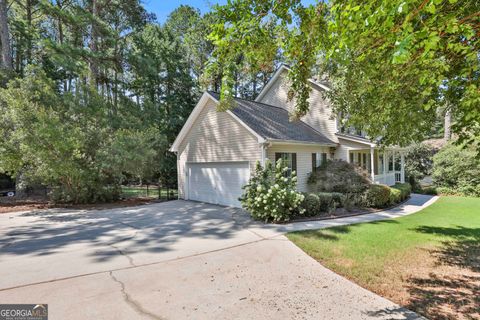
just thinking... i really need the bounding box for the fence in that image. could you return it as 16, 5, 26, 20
121, 184, 178, 201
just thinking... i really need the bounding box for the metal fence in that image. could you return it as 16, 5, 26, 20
121, 184, 178, 201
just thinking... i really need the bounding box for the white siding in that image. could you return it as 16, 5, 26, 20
266, 144, 332, 192
334, 137, 373, 162
257, 72, 338, 142
177, 99, 262, 198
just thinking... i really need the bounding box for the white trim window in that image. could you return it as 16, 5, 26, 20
312, 152, 328, 172
275, 152, 297, 176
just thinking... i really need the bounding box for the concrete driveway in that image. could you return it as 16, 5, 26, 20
0, 198, 434, 319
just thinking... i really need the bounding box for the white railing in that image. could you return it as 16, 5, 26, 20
374, 172, 400, 186
395, 172, 402, 183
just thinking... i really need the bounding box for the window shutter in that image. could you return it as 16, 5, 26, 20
292, 153, 297, 172
275, 153, 281, 163
322, 153, 327, 164
312, 153, 317, 172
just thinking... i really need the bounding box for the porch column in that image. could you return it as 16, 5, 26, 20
383, 151, 387, 176
261, 144, 266, 167
400, 152, 405, 183
370, 146, 375, 182
392, 151, 396, 173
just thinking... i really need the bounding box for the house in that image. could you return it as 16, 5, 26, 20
170, 65, 406, 207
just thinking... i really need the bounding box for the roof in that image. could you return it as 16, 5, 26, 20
208, 92, 336, 145
335, 132, 376, 147
255, 64, 331, 102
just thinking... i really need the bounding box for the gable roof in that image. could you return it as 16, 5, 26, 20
255, 64, 331, 102
208, 92, 336, 146
170, 92, 265, 153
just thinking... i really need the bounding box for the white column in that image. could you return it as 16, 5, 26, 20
370, 147, 375, 182
400, 152, 405, 183
392, 151, 396, 173
383, 151, 387, 175
260, 143, 267, 167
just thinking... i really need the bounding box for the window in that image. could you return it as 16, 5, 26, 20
379, 154, 384, 174
275, 153, 297, 176
388, 154, 394, 172
349, 152, 354, 164
362, 153, 367, 170
312, 152, 328, 172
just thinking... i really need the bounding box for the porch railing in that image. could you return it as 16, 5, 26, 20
395, 172, 402, 183
374, 171, 402, 186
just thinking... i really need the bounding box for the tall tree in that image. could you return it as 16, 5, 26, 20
0, 0, 12, 70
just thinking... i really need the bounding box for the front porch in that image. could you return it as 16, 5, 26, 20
348, 148, 405, 186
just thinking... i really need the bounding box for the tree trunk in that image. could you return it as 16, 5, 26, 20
444, 108, 452, 141
0, 0, 13, 70
89, 0, 99, 86
26, 0, 33, 64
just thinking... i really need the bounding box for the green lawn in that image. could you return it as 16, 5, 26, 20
287, 196, 480, 319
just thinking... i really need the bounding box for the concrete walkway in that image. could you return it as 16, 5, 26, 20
250, 193, 439, 238
0, 194, 436, 319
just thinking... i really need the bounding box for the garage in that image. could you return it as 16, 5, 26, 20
187, 162, 250, 207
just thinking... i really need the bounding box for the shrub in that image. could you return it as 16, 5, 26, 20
421, 186, 438, 195
331, 192, 346, 208
432, 142, 480, 197
389, 188, 402, 205
300, 193, 321, 216
299, 192, 346, 216
308, 160, 370, 194
363, 184, 391, 208
317, 192, 335, 213
392, 183, 412, 201
240, 160, 305, 223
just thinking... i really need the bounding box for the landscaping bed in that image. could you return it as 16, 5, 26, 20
240, 159, 412, 223
0, 197, 161, 214
289, 196, 411, 223
287, 196, 480, 320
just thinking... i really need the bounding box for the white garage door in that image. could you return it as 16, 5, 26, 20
187, 162, 250, 207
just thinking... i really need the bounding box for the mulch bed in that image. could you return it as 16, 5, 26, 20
289, 197, 410, 223
0, 197, 160, 214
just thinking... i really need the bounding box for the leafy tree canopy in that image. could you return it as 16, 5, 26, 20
207, 0, 479, 146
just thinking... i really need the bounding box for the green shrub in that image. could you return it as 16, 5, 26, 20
343, 192, 364, 211
308, 160, 370, 194
363, 184, 391, 208
317, 192, 335, 213
240, 160, 305, 223
301, 193, 321, 216
331, 192, 346, 208
432, 142, 480, 197
299, 192, 346, 216
392, 183, 412, 200
389, 188, 402, 205
421, 186, 438, 195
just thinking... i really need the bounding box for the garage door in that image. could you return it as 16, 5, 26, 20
187, 162, 250, 207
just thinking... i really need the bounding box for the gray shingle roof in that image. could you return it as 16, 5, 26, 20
208, 92, 336, 145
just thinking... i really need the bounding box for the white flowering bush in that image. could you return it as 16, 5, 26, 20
239, 159, 305, 223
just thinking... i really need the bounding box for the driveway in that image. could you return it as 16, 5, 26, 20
0, 196, 435, 319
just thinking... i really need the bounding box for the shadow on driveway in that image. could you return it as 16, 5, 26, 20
0, 200, 250, 262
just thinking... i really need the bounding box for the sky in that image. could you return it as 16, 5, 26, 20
144, 0, 319, 23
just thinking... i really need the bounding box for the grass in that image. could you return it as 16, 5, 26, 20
287, 196, 480, 319
121, 186, 178, 199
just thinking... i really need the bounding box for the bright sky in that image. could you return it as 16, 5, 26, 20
144, 0, 319, 23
